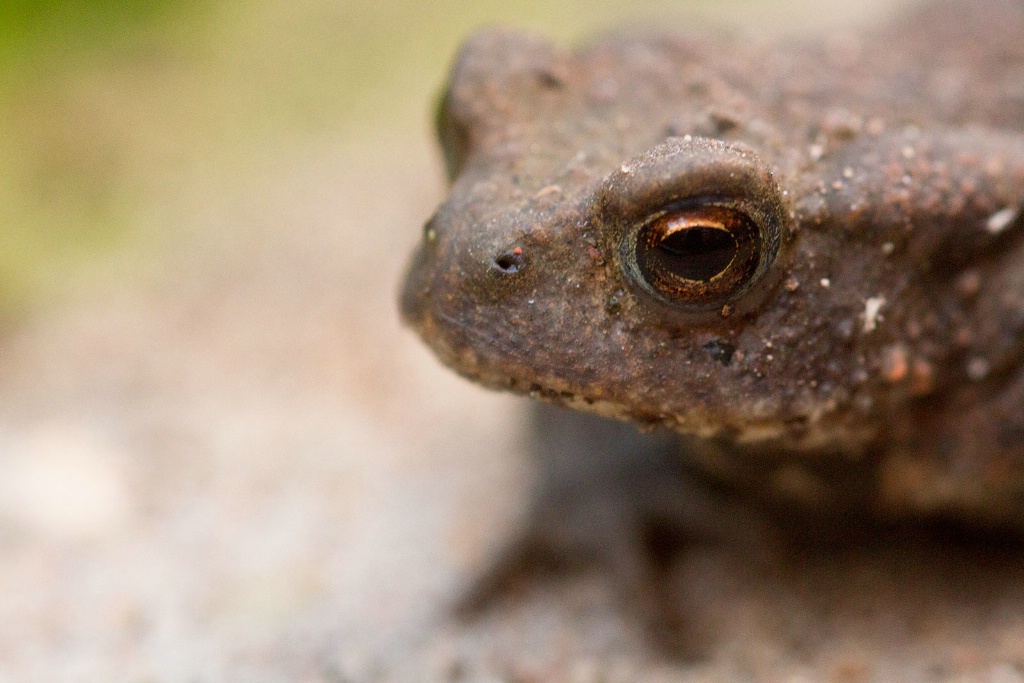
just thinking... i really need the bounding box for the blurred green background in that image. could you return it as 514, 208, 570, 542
0, 0, 878, 319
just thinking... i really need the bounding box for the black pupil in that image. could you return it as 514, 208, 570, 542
657, 226, 737, 281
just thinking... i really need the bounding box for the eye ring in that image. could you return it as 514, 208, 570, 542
627, 202, 764, 309
618, 193, 778, 311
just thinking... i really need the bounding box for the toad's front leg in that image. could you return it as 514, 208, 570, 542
454, 404, 777, 658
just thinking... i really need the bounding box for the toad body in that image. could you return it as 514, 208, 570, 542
402, 0, 1024, 531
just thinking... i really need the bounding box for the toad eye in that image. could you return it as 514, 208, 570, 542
603, 137, 786, 312
631, 203, 763, 309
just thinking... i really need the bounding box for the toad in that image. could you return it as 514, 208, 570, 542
401, 0, 1024, 651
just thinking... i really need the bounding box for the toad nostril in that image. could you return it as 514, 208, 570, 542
492, 247, 525, 274
494, 254, 517, 271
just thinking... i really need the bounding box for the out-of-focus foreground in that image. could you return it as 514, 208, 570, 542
9, 1, 1024, 681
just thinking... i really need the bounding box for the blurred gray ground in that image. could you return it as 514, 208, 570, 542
7, 0, 1024, 681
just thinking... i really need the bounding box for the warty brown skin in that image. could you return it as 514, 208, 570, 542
401, 0, 1024, 524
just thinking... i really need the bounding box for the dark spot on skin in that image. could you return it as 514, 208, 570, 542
493, 249, 525, 274
605, 289, 625, 315
702, 339, 736, 366
784, 415, 810, 433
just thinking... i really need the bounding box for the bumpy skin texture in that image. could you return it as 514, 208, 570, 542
402, 0, 1024, 525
